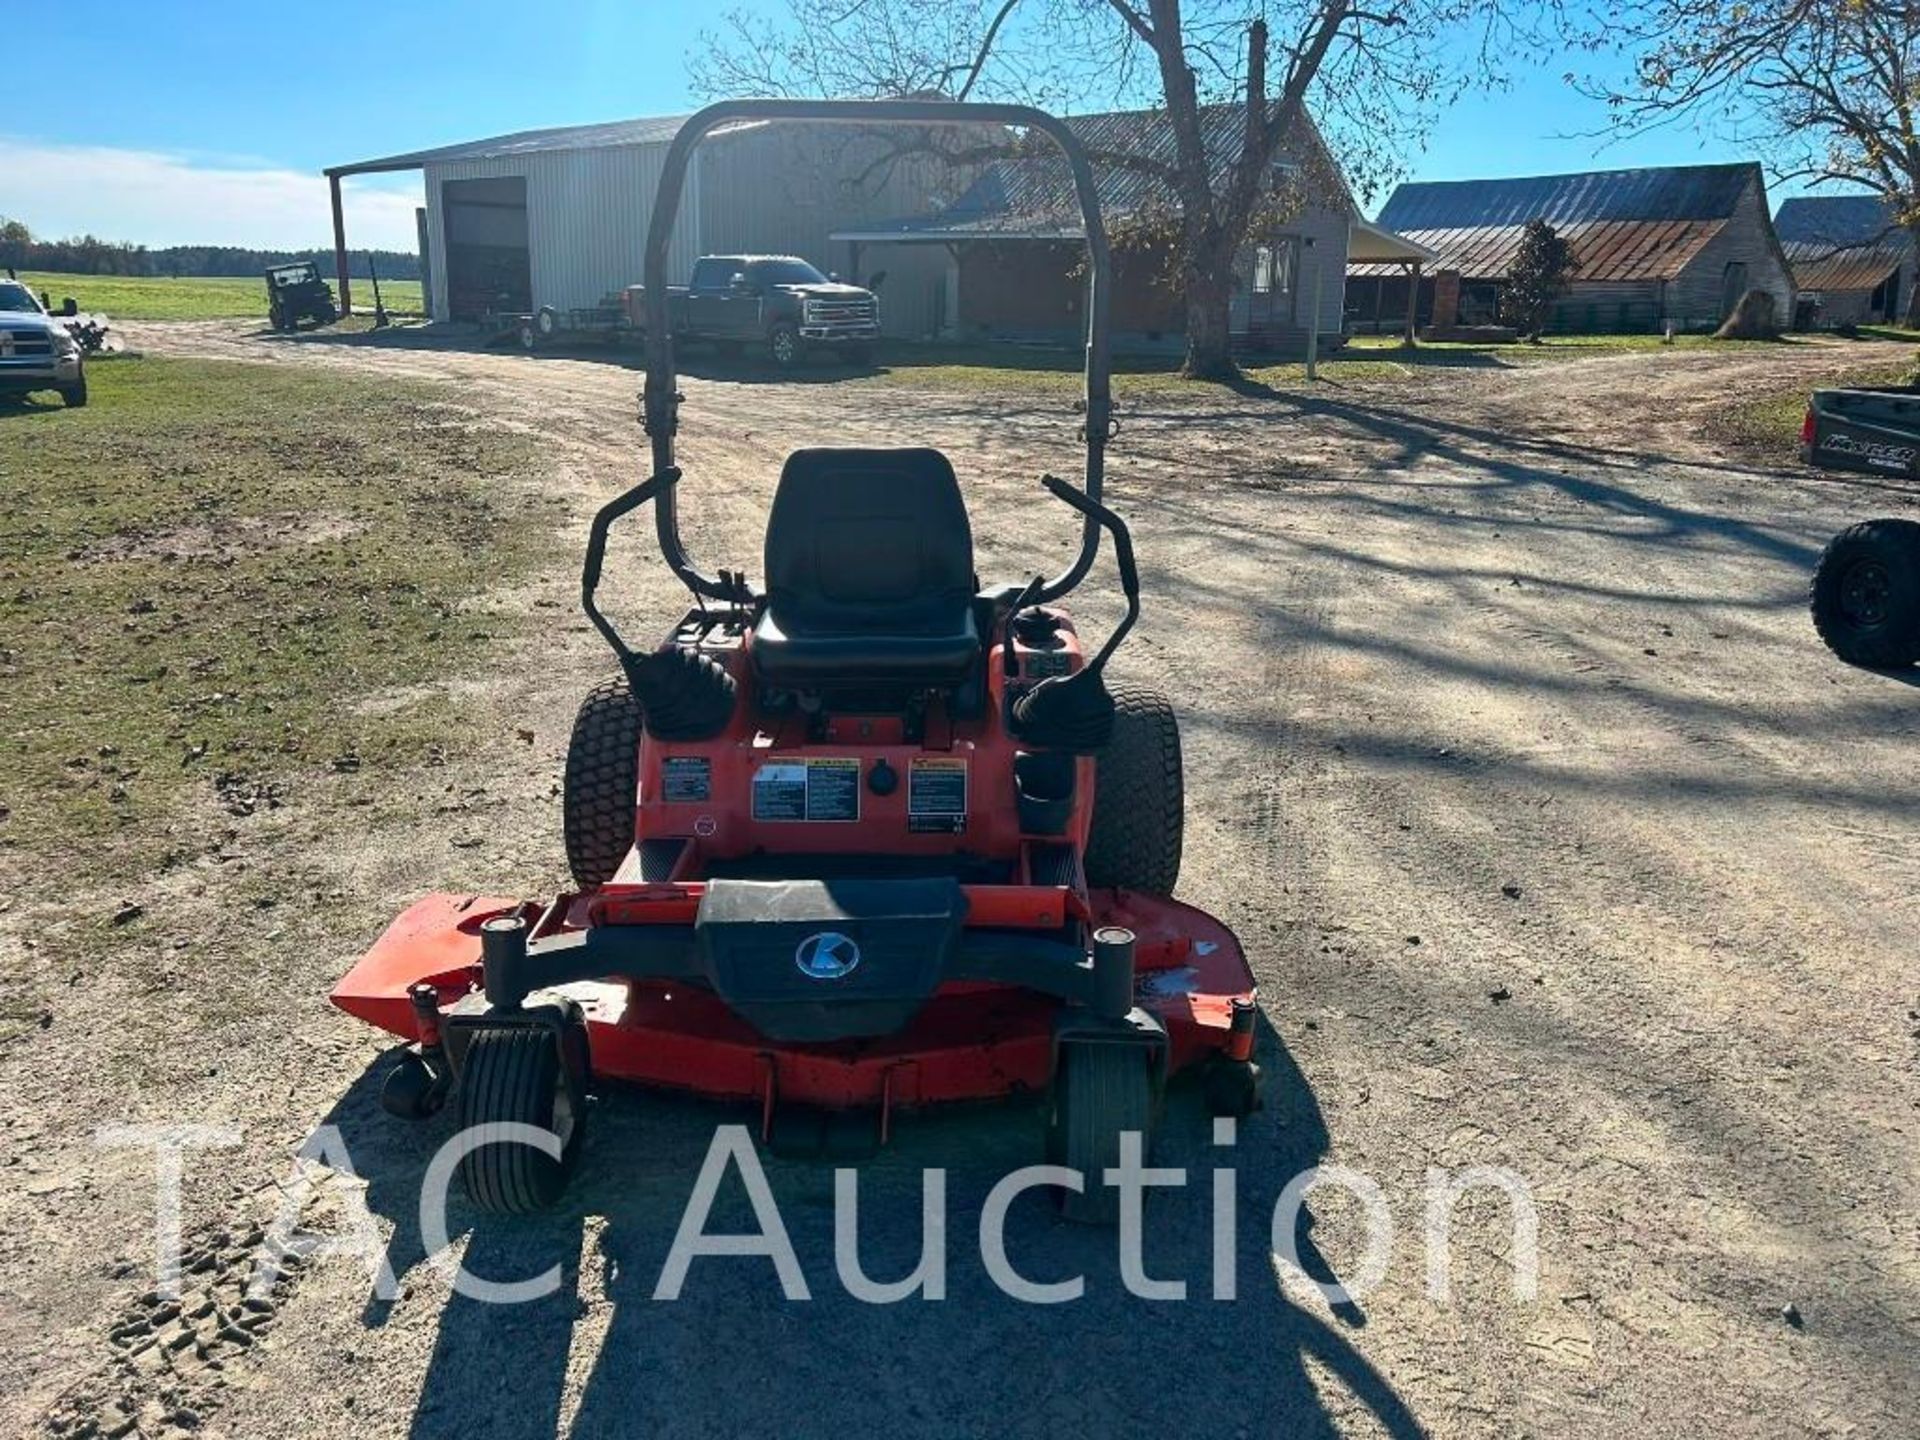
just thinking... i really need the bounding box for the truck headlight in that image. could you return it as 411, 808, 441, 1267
51, 329, 79, 357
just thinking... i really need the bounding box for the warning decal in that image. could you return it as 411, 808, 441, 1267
752, 757, 861, 822
660, 757, 711, 804
908, 757, 968, 833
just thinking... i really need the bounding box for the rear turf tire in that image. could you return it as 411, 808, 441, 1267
1810, 518, 1920, 668
456, 1023, 587, 1214
1084, 684, 1183, 894
563, 678, 642, 888
1047, 1042, 1157, 1226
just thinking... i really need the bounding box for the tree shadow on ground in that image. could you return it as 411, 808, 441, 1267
320, 1018, 1425, 1440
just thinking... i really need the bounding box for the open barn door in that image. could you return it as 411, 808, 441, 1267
443, 177, 530, 322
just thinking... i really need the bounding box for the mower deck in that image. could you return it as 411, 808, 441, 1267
333, 883, 1255, 1122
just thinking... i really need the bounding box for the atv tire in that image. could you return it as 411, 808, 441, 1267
1084, 684, 1183, 894
1047, 1041, 1158, 1226
456, 1021, 587, 1214
1810, 518, 1920, 669
563, 678, 642, 888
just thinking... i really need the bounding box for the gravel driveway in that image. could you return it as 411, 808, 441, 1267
12, 323, 1917, 1439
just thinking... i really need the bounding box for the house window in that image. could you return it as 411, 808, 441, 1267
1252, 240, 1298, 296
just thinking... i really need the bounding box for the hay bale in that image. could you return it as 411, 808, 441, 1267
1714, 289, 1778, 340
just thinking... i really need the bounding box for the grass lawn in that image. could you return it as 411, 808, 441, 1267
857, 339, 1459, 396
0, 355, 554, 866
15, 270, 424, 322
1711, 357, 1917, 457
855, 330, 1842, 396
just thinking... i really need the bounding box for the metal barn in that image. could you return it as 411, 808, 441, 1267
1775, 194, 1913, 329
1348, 163, 1796, 334
325, 116, 958, 337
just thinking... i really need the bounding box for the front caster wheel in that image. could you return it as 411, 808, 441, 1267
1202, 1057, 1263, 1118
456, 1019, 588, 1214
1046, 1041, 1157, 1226
381, 1050, 450, 1120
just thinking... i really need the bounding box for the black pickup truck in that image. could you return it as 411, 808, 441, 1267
1801, 384, 1920, 480
624, 255, 880, 368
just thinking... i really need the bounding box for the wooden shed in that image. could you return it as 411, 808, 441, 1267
1775, 195, 1912, 329
1347, 163, 1795, 334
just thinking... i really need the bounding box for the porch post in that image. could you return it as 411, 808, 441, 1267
329, 174, 353, 317
1404, 261, 1420, 346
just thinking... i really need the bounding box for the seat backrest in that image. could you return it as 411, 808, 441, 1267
763, 448, 974, 628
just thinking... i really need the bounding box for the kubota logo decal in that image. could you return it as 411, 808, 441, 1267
795, 931, 860, 979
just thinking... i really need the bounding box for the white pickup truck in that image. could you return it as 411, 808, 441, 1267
0, 278, 87, 407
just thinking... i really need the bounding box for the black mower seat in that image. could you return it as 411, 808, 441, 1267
753, 447, 980, 687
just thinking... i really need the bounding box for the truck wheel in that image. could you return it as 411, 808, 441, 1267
60, 376, 88, 409
1084, 685, 1183, 894
563, 678, 642, 887
1810, 518, 1920, 668
768, 323, 802, 368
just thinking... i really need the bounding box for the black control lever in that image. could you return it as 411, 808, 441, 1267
1039, 473, 1139, 676
1007, 477, 1143, 751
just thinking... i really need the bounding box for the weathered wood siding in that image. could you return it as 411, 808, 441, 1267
1667, 175, 1794, 328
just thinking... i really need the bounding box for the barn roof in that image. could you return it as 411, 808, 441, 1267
1783, 239, 1905, 294
326, 114, 761, 177
1774, 194, 1907, 250
1349, 162, 1766, 281
832, 104, 1350, 242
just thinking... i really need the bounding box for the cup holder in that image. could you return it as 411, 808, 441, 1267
1014, 750, 1076, 834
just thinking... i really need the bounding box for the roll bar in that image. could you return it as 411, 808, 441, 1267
640, 98, 1113, 605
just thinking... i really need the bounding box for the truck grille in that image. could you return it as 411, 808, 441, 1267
0, 332, 53, 356
804, 297, 877, 326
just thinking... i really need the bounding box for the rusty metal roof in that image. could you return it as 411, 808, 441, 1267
1349, 217, 1729, 280
1350, 163, 1763, 280
1783, 240, 1905, 293
1774, 195, 1906, 250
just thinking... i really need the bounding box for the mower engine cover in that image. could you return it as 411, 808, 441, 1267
694, 877, 966, 1041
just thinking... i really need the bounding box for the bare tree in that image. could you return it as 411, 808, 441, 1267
695, 0, 1546, 380
1583, 0, 1920, 323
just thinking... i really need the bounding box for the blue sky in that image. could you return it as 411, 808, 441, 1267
5, 1, 1814, 250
